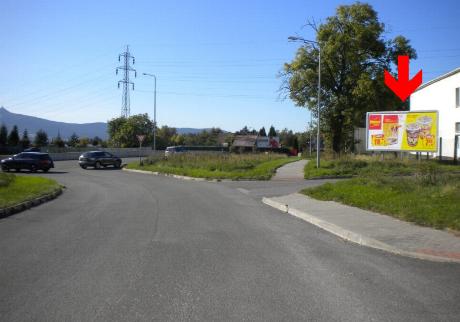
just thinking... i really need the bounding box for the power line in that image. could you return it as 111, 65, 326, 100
116, 45, 137, 117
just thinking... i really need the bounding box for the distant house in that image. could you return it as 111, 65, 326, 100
410, 67, 460, 158
232, 135, 258, 151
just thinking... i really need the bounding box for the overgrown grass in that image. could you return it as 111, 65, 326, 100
302, 159, 460, 231
127, 153, 299, 180
0, 173, 61, 209
304, 155, 459, 179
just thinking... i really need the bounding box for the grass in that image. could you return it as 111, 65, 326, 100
304, 155, 459, 179
0, 172, 61, 209
126, 153, 300, 180
302, 157, 460, 231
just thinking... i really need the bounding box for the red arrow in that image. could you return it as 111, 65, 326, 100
384, 55, 422, 102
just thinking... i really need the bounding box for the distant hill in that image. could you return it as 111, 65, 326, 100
0, 107, 222, 139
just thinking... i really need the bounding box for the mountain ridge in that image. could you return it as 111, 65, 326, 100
0, 107, 220, 139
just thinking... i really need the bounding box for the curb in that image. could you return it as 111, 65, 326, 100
0, 187, 63, 219
262, 195, 460, 263
122, 168, 223, 182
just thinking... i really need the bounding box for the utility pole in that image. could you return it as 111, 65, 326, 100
143, 73, 157, 152
116, 45, 137, 118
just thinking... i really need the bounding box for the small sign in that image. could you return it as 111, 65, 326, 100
136, 135, 146, 143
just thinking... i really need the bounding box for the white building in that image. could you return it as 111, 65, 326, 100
410, 67, 460, 158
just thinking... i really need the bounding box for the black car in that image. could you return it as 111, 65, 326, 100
1, 152, 54, 172
78, 151, 122, 169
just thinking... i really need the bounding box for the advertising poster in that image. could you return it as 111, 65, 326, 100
366, 111, 438, 152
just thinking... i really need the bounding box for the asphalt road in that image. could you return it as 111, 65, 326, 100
0, 159, 459, 321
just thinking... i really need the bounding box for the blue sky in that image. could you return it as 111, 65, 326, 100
0, 0, 459, 132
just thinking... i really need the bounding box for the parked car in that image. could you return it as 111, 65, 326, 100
78, 151, 122, 169
165, 146, 187, 157
23, 147, 41, 152
1, 152, 54, 172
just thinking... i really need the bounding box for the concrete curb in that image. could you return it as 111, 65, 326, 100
0, 187, 63, 219
262, 195, 460, 263
122, 168, 223, 182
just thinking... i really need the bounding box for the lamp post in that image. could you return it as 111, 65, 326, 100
288, 36, 321, 168
143, 73, 157, 152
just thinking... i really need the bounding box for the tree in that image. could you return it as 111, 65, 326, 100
7, 125, 20, 147
52, 134, 65, 148
78, 137, 90, 147
282, 2, 416, 153
20, 129, 30, 149
0, 124, 7, 147
268, 125, 277, 137
156, 125, 177, 149
107, 114, 154, 148
91, 136, 101, 146
68, 133, 79, 147
258, 127, 267, 137
34, 129, 49, 147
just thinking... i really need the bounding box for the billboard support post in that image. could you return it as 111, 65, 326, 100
439, 137, 442, 162
454, 136, 458, 165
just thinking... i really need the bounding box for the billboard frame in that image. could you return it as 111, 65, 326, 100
365, 110, 439, 153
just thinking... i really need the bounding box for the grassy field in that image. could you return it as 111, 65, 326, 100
127, 153, 300, 180
0, 173, 61, 209
304, 155, 459, 179
302, 156, 460, 231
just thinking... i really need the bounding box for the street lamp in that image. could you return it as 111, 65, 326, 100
143, 73, 157, 152
288, 36, 321, 168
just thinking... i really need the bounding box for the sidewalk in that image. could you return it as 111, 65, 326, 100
263, 193, 460, 263
272, 159, 308, 181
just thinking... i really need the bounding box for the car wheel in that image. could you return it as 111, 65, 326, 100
80, 165, 87, 169
43, 168, 49, 173
30, 165, 37, 173
15, 168, 20, 172
95, 161, 101, 169
115, 161, 121, 168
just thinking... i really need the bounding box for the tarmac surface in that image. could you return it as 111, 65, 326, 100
0, 159, 459, 321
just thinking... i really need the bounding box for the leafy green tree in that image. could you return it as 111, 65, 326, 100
34, 129, 49, 147
68, 133, 79, 147
7, 125, 20, 147
91, 136, 101, 146
20, 129, 31, 149
78, 137, 90, 147
156, 125, 177, 149
107, 114, 154, 148
258, 127, 267, 137
0, 124, 7, 147
282, 2, 416, 153
52, 133, 65, 148
268, 125, 277, 137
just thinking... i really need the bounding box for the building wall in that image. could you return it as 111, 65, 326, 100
410, 71, 460, 158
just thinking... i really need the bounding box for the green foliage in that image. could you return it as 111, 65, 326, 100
34, 129, 49, 147
268, 125, 277, 137
0, 174, 60, 208
20, 129, 30, 149
51, 133, 65, 148
279, 128, 299, 149
127, 153, 298, 180
283, 2, 416, 153
0, 124, 7, 147
258, 127, 267, 137
68, 133, 79, 147
7, 125, 20, 147
91, 136, 101, 146
108, 114, 154, 148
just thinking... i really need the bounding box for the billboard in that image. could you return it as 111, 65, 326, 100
366, 111, 438, 152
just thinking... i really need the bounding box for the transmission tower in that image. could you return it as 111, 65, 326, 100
116, 45, 137, 117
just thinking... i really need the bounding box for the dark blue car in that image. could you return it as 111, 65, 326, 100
1, 152, 54, 172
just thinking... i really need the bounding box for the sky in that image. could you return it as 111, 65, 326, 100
0, 0, 459, 133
